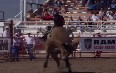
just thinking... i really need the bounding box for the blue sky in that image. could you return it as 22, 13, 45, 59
0, 0, 46, 20
0, 0, 20, 20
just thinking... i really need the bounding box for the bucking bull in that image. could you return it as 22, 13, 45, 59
42, 13, 80, 73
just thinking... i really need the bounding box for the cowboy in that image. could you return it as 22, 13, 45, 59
53, 12, 65, 27
41, 12, 65, 40
11, 33, 21, 61
24, 32, 35, 61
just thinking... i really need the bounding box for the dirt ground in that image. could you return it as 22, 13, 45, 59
0, 57, 116, 73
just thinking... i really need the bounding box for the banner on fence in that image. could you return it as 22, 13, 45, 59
80, 37, 116, 51
0, 38, 11, 52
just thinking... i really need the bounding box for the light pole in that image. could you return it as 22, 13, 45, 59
24, 0, 27, 21
20, 0, 23, 21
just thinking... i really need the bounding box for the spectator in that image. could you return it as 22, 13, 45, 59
3, 26, 10, 37
98, 8, 105, 20
106, 0, 112, 7
86, 16, 94, 29
91, 13, 100, 28
87, 3, 95, 10
87, 0, 96, 5
113, 12, 116, 20
94, 0, 103, 10
47, 0, 54, 6
106, 8, 113, 16
27, 8, 33, 13
91, 13, 100, 22
76, 16, 83, 25
112, 0, 116, 3
24, 32, 35, 61
54, 0, 63, 7
2, 26, 10, 51
111, 2, 116, 10
76, 16, 85, 32
27, 9, 36, 20
53, 7, 59, 15
41, 9, 53, 20
60, 6, 66, 13
33, 4, 44, 16
68, 16, 74, 25
100, 0, 106, 8
82, 0, 88, 7
107, 13, 114, 20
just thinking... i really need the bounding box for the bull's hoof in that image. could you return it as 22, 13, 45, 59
62, 71, 72, 73
68, 70, 72, 73
43, 63, 47, 68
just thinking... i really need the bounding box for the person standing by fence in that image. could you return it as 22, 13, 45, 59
2, 26, 10, 50
11, 33, 21, 61
2, 26, 10, 60
3, 26, 10, 37
24, 32, 35, 61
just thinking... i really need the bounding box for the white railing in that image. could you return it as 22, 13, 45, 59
14, 20, 116, 34
21, 20, 116, 23
16, 20, 116, 28
14, 11, 22, 18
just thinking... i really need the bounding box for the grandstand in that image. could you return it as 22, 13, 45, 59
0, 0, 115, 37
2, 1, 113, 36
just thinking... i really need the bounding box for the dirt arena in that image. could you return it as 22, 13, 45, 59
0, 57, 116, 73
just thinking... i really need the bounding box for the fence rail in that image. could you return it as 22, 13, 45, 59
14, 20, 116, 34
0, 36, 116, 60
20, 20, 116, 24
1, 20, 116, 60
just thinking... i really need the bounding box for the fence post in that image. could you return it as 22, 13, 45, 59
9, 20, 13, 47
